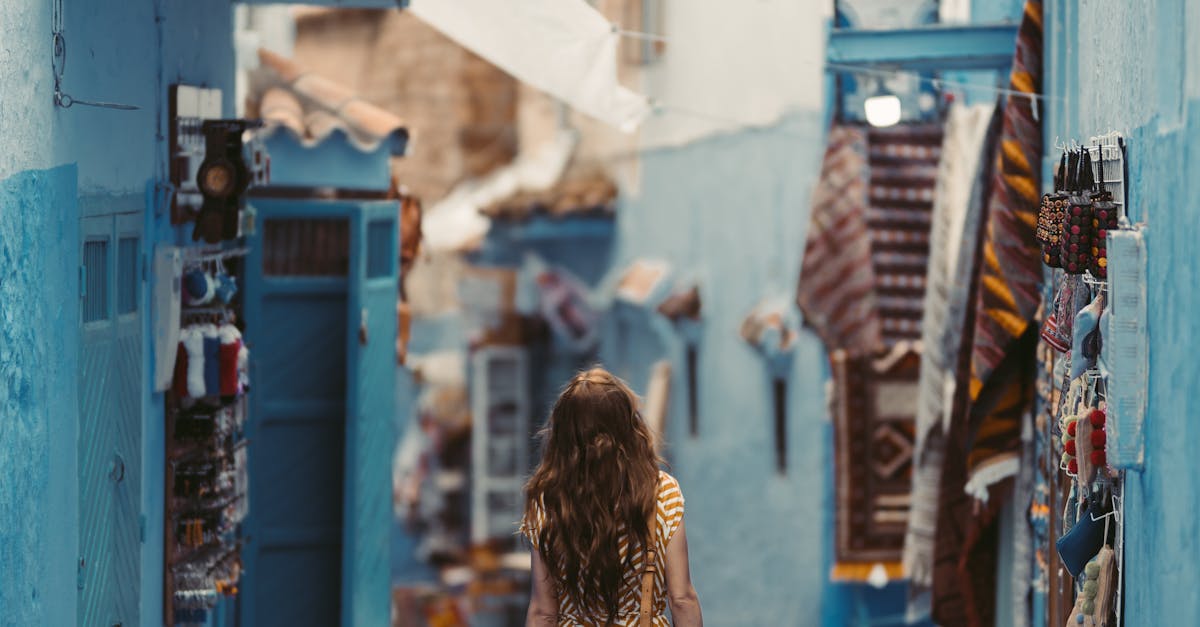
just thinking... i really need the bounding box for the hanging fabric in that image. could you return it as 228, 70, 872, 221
407, 0, 650, 132
904, 102, 997, 611
932, 1, 1045, 625
796, 126, 882, 355
962, 0, 1046, 506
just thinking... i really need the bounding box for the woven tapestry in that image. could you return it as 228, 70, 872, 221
864, 124, 944, 347
796, 125, 882, 355
832, 343, 921, 567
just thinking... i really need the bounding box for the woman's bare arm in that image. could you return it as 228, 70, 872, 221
526, 548, 558, 626
665, 519, 703, 626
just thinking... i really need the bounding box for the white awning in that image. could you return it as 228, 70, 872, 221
408, 0, 650, 132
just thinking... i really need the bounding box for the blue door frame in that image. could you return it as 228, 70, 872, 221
344, 202, 398, 626
241, 197, 397, 627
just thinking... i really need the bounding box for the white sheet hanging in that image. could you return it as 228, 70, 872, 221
408, 0, 651, 132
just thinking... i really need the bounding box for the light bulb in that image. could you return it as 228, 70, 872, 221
864, 94, 902, 127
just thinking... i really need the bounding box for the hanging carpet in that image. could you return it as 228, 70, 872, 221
932, 1, 1045, 625
903, 102, 999, 618
800, 122, 946, 580
796, 125, 882, 355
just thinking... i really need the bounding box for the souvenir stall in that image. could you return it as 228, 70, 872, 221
164, 246, 252, 626
810, 0, 1149, 623
155, 84, 270, 627
808, 0, 1048, 624
1029, 133, 1139, 626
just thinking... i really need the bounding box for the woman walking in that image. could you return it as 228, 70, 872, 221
521, 368, 703, 626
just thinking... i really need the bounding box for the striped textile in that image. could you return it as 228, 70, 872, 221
932, 4, 1045, 625
796, 126, 883, 355
866, 124, 945, 347
903, 103, 997, 608
520, 471, 685, 627
964, 0, 1045, 493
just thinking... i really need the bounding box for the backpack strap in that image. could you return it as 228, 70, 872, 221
638, 482, 660, 627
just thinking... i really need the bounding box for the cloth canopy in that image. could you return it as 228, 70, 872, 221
408, 0, 651, 132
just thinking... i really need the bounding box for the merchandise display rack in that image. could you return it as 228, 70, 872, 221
163, 244, 251, 627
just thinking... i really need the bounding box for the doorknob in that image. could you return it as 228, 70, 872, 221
109, 454, 125, 483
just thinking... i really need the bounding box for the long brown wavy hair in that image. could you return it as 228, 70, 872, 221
524, 368, 662, 622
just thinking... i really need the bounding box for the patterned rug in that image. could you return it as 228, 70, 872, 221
796, 126, 882, 355
831, 343, 922, 572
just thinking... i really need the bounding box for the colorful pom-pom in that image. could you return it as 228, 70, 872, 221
1085, 562, 1101, 578
1065, 440, 1077, 456
1090, 450, 1107, 467
1091, 430, 1106, 447
1089, 409, 1106, 428
1082, 599, 1095, 614
1083, 580, 1099, 596
1067, 420, 1077, 436
1068, 459, 1078, 474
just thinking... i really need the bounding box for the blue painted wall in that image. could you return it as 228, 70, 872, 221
599, 113, 836, 625
1042, 0, 1200, 624
0, 165, 81, 627
0, 0, 235, 624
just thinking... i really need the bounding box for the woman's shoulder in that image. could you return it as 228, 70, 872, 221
656, 471, 684, 506
655, 471, 685, 543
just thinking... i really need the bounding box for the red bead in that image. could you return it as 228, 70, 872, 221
1089, 409, 1105, 427
1090, 450, 1107, 467
1065, 440, 1077, 456
1067, 421, 1077, 436
1073, 207, 1082, 216
1091, 430, 1106, 447
1099, 210, 1108, 220
1070, 244, 1079, 253
1098, 229, 1107, 239
1072, 225, 1081, 234
1068, 459, 1079, 474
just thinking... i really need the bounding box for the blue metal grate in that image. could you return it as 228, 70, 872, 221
365, 219, 394, 279
117, 237, 139, 315
83, 239, 109, 322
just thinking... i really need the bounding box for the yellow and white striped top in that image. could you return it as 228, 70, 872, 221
521, 471, 686, 626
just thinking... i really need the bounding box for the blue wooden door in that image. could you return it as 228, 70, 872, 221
78, 211, 143, 627
242, 197, 396, 626
343, 202, 398, 626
